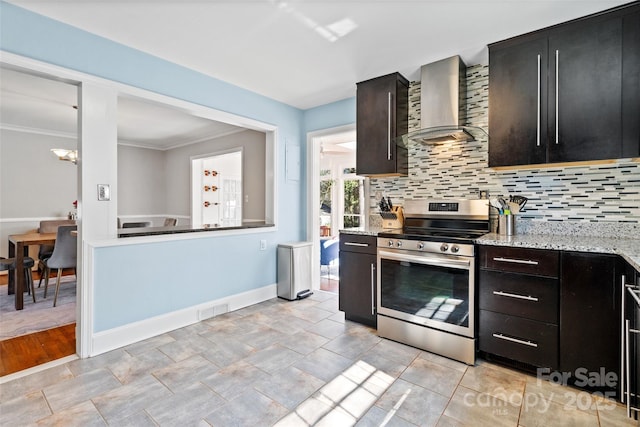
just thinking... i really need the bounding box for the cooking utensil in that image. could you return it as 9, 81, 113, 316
489, 198, 503, 214
509, 195, 528, 211
497, 197, 510, 213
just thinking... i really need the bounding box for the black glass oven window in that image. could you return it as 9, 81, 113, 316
380, 259, 470, 327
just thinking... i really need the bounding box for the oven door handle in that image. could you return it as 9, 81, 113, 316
378, 250, 470, 270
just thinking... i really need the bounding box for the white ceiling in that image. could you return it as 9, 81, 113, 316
6, 0, 630, 109
0, 67, 246, 149
1, 0, 630, 147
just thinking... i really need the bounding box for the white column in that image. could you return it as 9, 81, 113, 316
77, 82, 118, 357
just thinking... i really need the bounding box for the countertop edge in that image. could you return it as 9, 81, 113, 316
476, 233, 640, 272
340, 228, 640, 272
118, 222, 275, 238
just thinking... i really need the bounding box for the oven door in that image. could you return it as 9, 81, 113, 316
377, 248, 475, 338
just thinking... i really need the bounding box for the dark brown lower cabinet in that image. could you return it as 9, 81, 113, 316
479, 246, 632, 399
478, 246, 560, 370
338, 234, 377, 327
479, 310, 558, 368
560, 252, 622, 397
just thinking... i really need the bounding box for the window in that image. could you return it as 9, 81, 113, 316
221, 177, 242, 226
342, 166, 364, 228
319, 169, 333, 236
191, 149, 243, 228
343, 178, 364, 228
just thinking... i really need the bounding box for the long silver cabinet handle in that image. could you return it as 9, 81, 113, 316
387, 92, 392, 161
555, 49, 559, 145
493, 333, 538, 348
493, 290, 539, 302
537, 54, 541, 147
344, 242, 369, 247
370, 263, 375, 316
493, 257, 539, 265
622, 275, 627, 404
626, 319, 631, 417
625, 317, 640, 417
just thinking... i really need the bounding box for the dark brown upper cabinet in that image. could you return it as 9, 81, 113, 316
356, 72, 409, 176
489, 2, 640, 168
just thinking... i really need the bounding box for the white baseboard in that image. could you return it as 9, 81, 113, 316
90, 283, 277, 357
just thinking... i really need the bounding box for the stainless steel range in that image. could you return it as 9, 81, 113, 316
376, 199, 489, 365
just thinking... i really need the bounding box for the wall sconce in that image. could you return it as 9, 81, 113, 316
51, 148, 78, 164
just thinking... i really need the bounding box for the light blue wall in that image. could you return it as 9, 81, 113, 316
303, 97, 356, 134
1, 1, 356, 332
93, 235, 278, 329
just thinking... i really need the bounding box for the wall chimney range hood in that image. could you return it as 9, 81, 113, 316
399, 55, 487, 145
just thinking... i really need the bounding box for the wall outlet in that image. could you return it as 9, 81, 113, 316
260, 240, 267, 250
479, 190, 489, 199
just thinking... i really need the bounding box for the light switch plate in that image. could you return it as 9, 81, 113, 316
97, 184, 110, 201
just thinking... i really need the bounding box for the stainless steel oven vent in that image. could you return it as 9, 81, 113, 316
399, 55, 487, 145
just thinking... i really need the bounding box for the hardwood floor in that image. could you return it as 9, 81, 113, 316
1, 268, 77, 377
320, 277, 339, 293
0, 323, 76, 377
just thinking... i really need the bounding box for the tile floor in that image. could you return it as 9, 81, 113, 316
0, 292, 635, 426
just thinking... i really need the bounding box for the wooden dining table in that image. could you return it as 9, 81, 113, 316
8, 232, 56, 310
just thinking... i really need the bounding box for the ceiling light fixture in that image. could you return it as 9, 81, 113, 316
51, 148, 78, 164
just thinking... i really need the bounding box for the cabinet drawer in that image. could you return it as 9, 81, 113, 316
339, 234, 377, 254
480, 246, 559, 277
479, 310, 558, 368
479, 270, 558, 323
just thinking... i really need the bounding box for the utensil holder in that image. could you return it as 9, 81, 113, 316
498, 215, 515, 236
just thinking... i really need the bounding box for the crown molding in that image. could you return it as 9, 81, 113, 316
0, 122, 76, 139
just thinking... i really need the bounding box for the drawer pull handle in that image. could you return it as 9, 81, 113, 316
344, 242, 369, 247
370, 263, 375, 316
493, 290, 539, 302
493, 257, 539, 266
492, 333, 538, 348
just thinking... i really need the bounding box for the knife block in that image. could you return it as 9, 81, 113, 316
379, 206, 404, 229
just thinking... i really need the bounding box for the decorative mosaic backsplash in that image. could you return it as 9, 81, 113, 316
370, 64, 640, 231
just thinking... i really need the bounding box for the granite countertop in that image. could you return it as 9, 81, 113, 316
477, 233, 640, 272
340, 226, 640, 272
339, 227, 400, 237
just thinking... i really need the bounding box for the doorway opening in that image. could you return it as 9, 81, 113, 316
307, 125, 366, 294
0, 66, 79, 375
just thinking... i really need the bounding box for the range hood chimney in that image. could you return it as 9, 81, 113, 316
401, 55, 486, 144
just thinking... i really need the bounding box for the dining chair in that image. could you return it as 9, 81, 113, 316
37, 219, 75, 288
42, 225, 77, 307
0, 257, 36, 303
163, 217, 177, 226
122, 221, 151, 228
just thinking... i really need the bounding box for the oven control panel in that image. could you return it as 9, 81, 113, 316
378, 238, 474, 257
